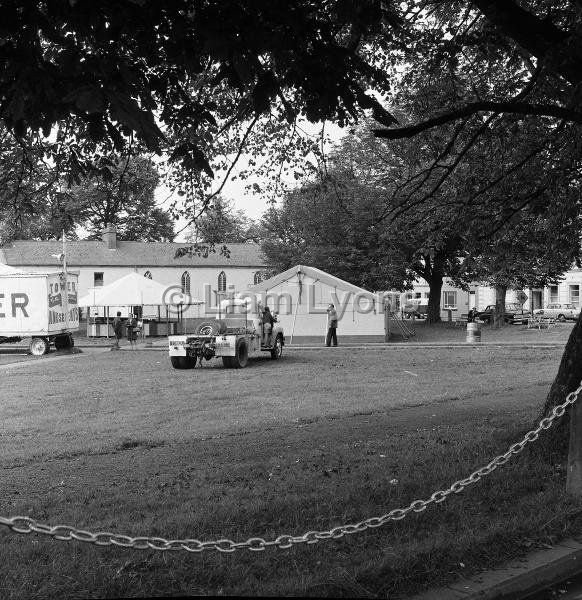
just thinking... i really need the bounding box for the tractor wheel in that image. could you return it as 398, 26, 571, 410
231, 339, 249, 369
194, 320, 227, 335
270, 334, 283, 360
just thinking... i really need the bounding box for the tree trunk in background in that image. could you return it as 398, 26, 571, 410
494, 286, 507, 327
426, 273, 444, 324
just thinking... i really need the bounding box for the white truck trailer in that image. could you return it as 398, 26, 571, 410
0, 269, 79, 355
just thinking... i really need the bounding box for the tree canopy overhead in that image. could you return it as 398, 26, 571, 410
1, 1, 397, 169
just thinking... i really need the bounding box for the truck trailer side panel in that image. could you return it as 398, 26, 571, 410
0, 272, 79, 337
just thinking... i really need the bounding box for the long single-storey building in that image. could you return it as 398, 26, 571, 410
0, 226, 267, 307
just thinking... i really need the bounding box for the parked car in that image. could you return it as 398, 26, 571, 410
533, 303, 580, 322
475, 303, 531, 325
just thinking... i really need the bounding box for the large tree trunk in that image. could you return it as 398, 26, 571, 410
426, 273, 444, 324
494, 286, 507, 327
541, 314, 582, 486
543, 314, 582, 416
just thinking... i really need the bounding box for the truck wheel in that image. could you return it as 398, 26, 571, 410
171, 356, 197, 369
195, 320, 227, 335
222, 356, 234, 368
231, 339, 249, 368
270, 334, 283, 359
30, 337, 50, 356
54, 334, 74, 350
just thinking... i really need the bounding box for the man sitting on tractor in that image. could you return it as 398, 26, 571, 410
262, 306, 275, 346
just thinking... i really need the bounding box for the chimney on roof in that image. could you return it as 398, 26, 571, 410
102, 224, 117, 250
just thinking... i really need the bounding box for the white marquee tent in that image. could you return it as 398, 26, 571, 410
250, 265, 388, 343
78, 272, 203, 337
79, 272, 175, 308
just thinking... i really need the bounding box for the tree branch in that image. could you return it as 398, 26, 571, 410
373, 101, 582, 139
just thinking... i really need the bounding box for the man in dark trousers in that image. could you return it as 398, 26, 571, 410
112, 311, 123, 350
325, 303, 338, 347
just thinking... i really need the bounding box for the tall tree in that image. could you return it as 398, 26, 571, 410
184, 197, 260, 244
261, 171, 415, 291
71, 155, 175, 242
0, 128, 82, 243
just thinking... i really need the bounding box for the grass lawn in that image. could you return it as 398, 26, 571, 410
1, 346, 581, 598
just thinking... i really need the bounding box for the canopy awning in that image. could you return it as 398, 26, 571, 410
78, 272, 203, 307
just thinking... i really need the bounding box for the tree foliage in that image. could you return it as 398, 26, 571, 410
70, 155, 175, 242
184, 196, 260, 244
261, 167, 416, 291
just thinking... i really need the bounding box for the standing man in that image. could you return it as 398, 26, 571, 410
126, 313, 138, 349
326, 303, 338, 347
112, 311, 123, 350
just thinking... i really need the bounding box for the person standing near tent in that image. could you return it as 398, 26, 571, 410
112, 311, 123, 350
325, 303, 338, 347
126, 312, 138, 349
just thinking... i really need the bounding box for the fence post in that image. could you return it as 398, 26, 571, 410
567, 400, 582, 496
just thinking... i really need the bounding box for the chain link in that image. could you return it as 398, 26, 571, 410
2, 382, 581, 553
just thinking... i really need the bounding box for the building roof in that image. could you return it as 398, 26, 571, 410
250, 264, 376, 297
0, 240, 265, 268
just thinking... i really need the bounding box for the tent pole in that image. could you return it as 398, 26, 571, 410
290, 297, 299, 345
106, 306, 109, 339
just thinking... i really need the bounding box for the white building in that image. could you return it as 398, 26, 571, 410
0, 226, 266, 310
406, 270, 582, 319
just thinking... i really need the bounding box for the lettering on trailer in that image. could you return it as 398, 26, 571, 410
49, 281, 77, 293
49, 307, 79, 325
0, 293, 30, 318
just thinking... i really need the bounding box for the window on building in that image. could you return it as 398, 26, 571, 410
570, 284, 580, 307
144, 271, 152, 279
253, 271, 264, 285
549, 285, 559, 303
94, 272, 104, 287
415, 292, 422, 299
424, 292, 430, 299
443, 291, 457, 309
218, 271, 226, 292
181, 271, 191, 294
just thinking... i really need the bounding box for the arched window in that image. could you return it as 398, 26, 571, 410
253, 271, 264, 285
218, 271, 226, 292
144, 271, 152, 279
181, 271, 191, 294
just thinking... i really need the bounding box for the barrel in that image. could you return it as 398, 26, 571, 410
466, 322, 481, 343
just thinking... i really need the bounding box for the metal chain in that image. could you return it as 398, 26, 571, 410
2, 382, 581, 554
